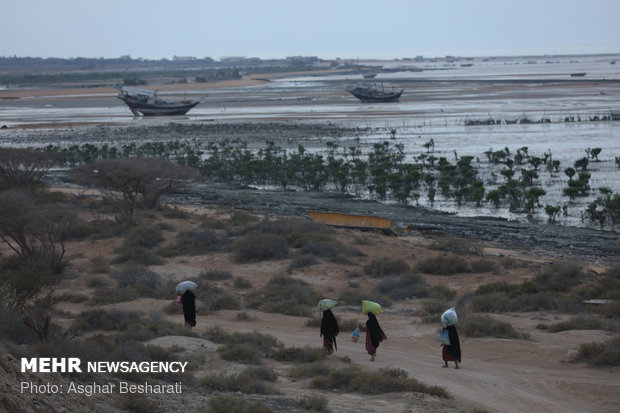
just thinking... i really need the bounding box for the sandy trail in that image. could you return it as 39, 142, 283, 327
161, 307, 620, 413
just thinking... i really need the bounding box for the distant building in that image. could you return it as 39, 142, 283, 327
286, 56, 319, 65
173, 56, 197, 61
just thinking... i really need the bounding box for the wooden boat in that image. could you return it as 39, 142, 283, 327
346, 83, 404, 103
307, 210, 397, 235
117, 87, 203, 116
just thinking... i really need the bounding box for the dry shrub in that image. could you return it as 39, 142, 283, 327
296, 395, 329, 412
459, 314, 529, 339
271, 346, 325, 363
544, 315, 610, 332
364, 257, 410, 277
573, 337, 620, 366
204, 326, 281, 354
288, 361, 332, 380
231, 231, 289, 262
416, 255, 470, 275
116, 393, 164, 413
159, 230, 229, 257
204, 395, 273, 413
310, 365, 450, 397
199, 270, 232, 281
245, 276, 320, 316
201, 366, 278, 394
429, 236, 483, 255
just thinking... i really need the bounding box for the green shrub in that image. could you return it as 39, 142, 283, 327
416, 255, 470, 275
573, 337, 620, 366
364, 257, 410, 277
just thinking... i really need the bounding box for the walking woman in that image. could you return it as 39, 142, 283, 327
182, 289, 196, 328
442, 325, 461, 368
320, 308, 340, 354
359, 312, 387, 361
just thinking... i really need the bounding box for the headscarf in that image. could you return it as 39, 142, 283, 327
366, 313, 384, 349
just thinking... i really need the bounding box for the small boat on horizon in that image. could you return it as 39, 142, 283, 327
569, 72, 587, 77
117, 86, 204, 116
346, 83, 404, 103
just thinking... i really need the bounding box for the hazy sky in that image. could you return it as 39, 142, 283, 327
1, 0, 619, 60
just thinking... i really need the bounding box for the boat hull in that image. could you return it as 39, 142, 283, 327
117, 96, 201, 116
347, 90, 403, 103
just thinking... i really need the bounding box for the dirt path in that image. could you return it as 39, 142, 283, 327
177, 307, 619, 413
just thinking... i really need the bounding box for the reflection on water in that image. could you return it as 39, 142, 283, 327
1, 55, 619, 229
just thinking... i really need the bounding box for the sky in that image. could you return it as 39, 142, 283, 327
1, 0, 619, 60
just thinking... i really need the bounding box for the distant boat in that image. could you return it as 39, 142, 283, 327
569, 72, 586, 77
346, 83, 404, 103
117, 86, 203, 116
610, 60, 616, 65
460, 63, 473, 67
363, 73, 377, 79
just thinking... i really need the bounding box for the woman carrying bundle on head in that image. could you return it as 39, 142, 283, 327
359, 301, 386, 361
441, 307, 461, 369
318, 299, 339, 354
320, 308, 339, 354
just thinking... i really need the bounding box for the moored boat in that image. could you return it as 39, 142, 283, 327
346, 83, 404, 103
117, 86, 203, 116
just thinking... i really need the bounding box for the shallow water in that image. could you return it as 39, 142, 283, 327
1, 55, 620, 229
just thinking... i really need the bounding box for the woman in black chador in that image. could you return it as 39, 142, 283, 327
320, 308, 340, 354
182, 290, 196, 328
442, 325, 461, 368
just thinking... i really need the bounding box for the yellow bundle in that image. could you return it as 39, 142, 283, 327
362, 300, 383, 315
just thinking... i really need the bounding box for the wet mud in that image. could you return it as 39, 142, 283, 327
174, 182, 620, 264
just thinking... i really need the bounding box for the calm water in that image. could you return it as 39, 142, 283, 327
1, 54, 619, 228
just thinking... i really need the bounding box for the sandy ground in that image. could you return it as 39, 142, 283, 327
39, 208, 619, 413
2, 67, 620, 412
